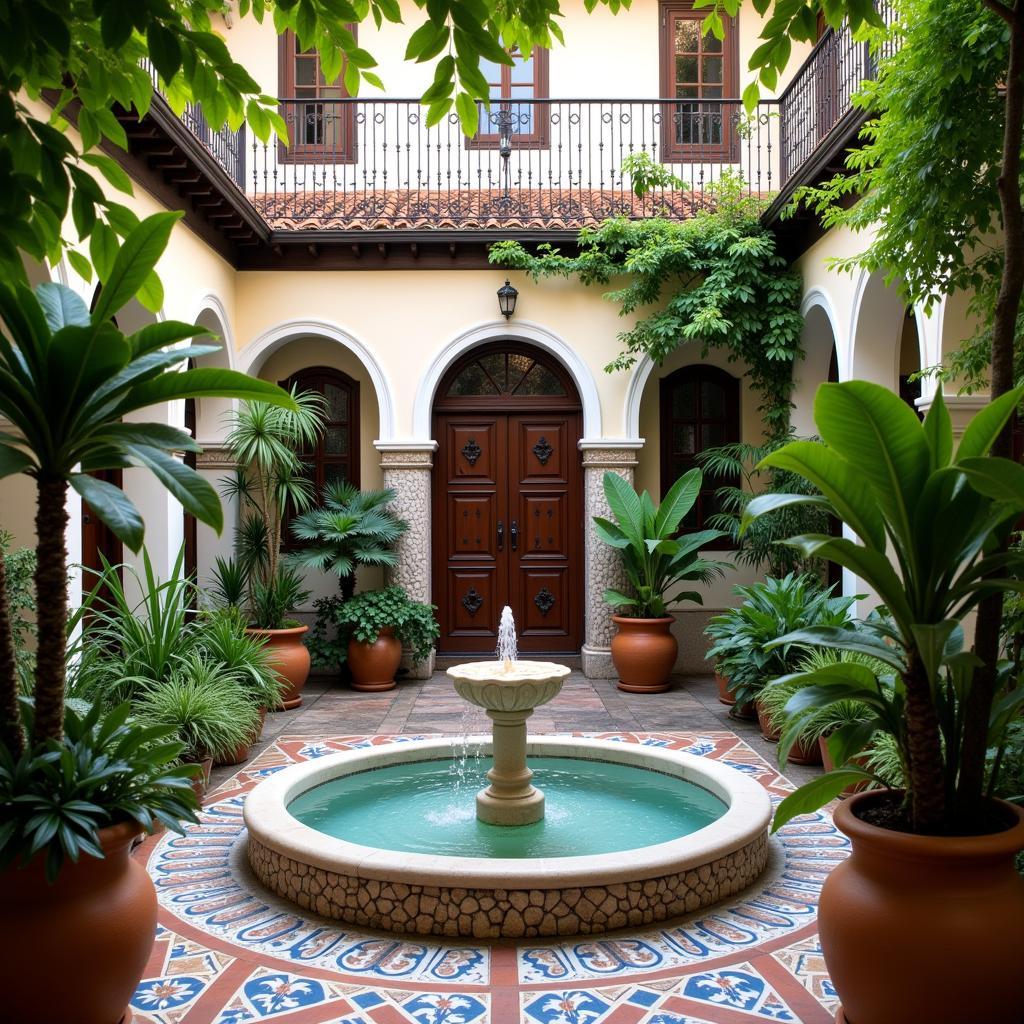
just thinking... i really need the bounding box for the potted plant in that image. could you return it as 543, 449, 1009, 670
195, 607, 285, 765
0, 215, 294, 1024
134, 657, 261, 796
704, 574, 855, 723
219, 391, 325, 708
331, 586, 440, 691
745, 382, 1024, 1024
593, 469, 729, 693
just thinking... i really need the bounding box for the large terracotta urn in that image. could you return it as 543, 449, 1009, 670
247, 625, 311, 710
347, 626, 402, 692
610, 615, 678, 693
821, 791, 1024, 1024
0, 821, 158, 1024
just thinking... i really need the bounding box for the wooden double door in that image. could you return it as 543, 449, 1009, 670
433, 406, 584, 655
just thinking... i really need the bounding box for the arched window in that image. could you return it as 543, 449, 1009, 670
281, 365, 360, 497
660, 365, 739, 539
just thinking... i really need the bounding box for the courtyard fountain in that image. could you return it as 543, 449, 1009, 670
244, 608, 772, 938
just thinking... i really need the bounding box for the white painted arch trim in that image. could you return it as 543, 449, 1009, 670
188, 293, 236, 369
800, 286, 843, 350
412, 319, 602, 439
238, 318, 397, 442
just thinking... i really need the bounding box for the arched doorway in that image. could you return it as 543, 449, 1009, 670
432, 341, 584, 655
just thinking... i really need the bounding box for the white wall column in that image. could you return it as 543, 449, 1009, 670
376, 441, 438, 679
579, 440, 644, 678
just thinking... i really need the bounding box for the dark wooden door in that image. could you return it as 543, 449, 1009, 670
434, 410, 582, 654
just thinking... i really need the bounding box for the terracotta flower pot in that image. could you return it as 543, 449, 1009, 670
715, 672, 735, 706
821, 791, 1024, 1024
610, 615, 678, 693
756, 700, 781, 742
214, 707, 267, 768
247, 624, 311, 710
819, 735, 870, 796
347, 627, 402, 692
0, 821, 158, 1024
730, 699, 757, 721
188, 754, 213, 805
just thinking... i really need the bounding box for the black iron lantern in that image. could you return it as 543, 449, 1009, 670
497, 279, 518, 320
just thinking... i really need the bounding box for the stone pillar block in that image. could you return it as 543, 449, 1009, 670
377, 442, 438, 679
579, 441, 643, 678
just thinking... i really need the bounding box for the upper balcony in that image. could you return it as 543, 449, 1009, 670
114, 6, 892, 268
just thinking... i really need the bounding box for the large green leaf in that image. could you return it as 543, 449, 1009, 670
813, 381, 930, 550
34, 282, 90, 331
757, 440, 885, 550
955, 385, 1024, 462
784, 534, 914, 627
70, 472, 144, 551
47, 322, 132, 416
95, 422, 202, 453
922, 390, 953, 471
120, 369, 298, 413
592, 516, 631, 549
957, 457, 1024, 505
91, 212, 181, 323
654, 468, 701, 537
739, 492, 831, 531
768, 626, 905, 670
602, 471, 644, 542
0, 443, 33, 478
771, 769, 875, 832
129, 320, 212, 357
123, 444, 224, 532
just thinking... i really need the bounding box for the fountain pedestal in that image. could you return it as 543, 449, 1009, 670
448, 662, 570, 827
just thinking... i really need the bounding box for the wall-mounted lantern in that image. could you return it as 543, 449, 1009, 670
497, 279, 518, 320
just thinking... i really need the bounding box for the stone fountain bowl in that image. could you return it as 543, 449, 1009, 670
447, 660, 570, 713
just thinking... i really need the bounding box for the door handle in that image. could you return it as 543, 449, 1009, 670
510, 519, 519, 551
497, 520, 504, 550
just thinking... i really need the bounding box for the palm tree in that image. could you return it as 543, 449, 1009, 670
0, 212, 296, 754
288, 482, 407, 601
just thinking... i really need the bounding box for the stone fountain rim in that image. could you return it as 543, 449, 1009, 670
243, 736, 772, 889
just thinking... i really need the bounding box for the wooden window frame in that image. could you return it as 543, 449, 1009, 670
659, 364, 740, 548
279, 366, 360, 548
467, 48, 550, 150
277, 30, 358, 164
659, 0, 739, 162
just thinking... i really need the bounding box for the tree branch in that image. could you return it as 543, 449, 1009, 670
980, 0, 1015, 25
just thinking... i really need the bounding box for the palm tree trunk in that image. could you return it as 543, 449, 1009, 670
0, 548, 24, 757
31, 475, 69, 745
957, 2, 1024, 823
904, 652, 948, 833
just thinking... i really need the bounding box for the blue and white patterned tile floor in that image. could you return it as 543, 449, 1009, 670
130, 732, 847, 1024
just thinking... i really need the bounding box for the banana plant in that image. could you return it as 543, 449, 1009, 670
593, 469, 730, 618
0, 211, 297, 754
743, 382, 1024, 834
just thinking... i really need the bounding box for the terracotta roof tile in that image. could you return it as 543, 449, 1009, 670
251, 188, 717, 231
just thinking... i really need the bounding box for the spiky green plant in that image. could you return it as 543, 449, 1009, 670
289, 482, 407, 602
134, 657, 259, 763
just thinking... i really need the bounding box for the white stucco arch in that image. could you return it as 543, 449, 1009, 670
238, 318, 397, 443
412, 319, 603, 440
189, 293, 236, 369
623, 357, 656, 443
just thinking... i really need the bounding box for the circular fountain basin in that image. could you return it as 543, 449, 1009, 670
244, 737, 772, 939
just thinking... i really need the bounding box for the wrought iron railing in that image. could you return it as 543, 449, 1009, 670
777, 0, 896, 185
142, 60, 247, 188
245, 98, 779, 229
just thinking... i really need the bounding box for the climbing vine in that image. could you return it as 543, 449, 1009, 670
489, 172, 804, 439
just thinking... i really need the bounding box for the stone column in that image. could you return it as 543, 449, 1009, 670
376, 442, 437, 679
579, 441, 643, 678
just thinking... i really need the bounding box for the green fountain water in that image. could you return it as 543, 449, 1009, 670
287, 756, 726, 858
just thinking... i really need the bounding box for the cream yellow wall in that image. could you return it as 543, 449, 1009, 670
233, 269, 640, 439
222, 0, 810, 101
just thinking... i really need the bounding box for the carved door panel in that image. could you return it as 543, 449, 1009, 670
434, 411, 582, 654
